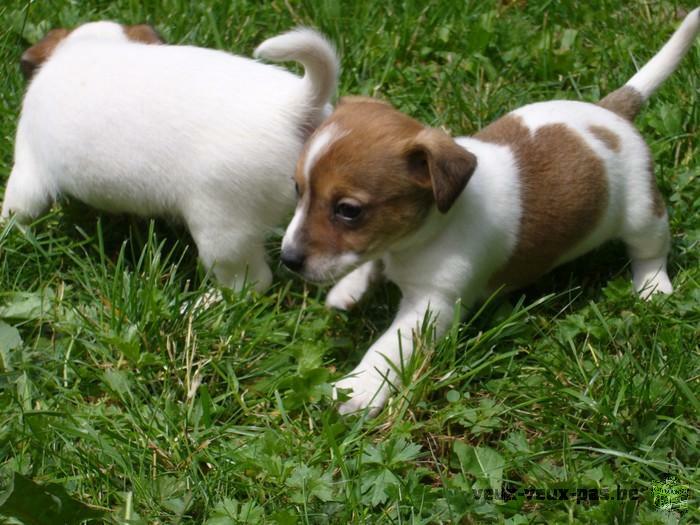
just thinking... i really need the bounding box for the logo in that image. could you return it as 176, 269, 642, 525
651, 477, 689, 514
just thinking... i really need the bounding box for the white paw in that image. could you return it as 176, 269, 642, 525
325, 261, 377, 310
638, 279, 673, 300
227, 268, 272, 294
333, 370, 392, 416
325, 281, 361, 311
632, 259, 673, 300
250, 265, 273, 293
2, 219, 29, 236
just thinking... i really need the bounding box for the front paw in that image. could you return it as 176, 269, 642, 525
325, 261, 377, 310
325, 281, 360, 311
333, 370, 392, 416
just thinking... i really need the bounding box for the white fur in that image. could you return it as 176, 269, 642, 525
326, 11, 700, 415
306, 252, 361, 283
302, 123, 347, 181
254, 28, 338, 121
281, 196, 310, 255
627, 7, 700, 100
2, 23, 338, 292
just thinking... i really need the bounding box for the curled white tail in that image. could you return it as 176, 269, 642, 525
627, 7, 700, 101
254, 28, 339, 114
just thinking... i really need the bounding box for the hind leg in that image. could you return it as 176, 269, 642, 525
623, 210, 673, 300
183, 246, 271, 313
203, 245, 272, 293
1, 152, 52, 225
188, 217, 272, 294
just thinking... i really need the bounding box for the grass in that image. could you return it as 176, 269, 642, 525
0, 0, 698, 523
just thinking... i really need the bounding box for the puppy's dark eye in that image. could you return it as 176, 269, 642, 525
334, 200, 363, 223
294, 181, 300, 196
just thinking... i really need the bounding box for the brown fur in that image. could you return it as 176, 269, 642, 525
297, 98, 384, 141
122, 24, 164, 45
21, 28, 72, 79
476, 115, 609, 289
296, 99, 435, 260
598, 86, 644, 121
589, 125, 621, 152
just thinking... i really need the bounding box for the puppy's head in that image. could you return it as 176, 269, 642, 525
20, 21, 163, 80
281, 97, 477, 282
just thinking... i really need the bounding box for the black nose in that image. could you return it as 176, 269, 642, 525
281, 248, 305, 272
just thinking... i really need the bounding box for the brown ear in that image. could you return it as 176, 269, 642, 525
406, 128, 477, 213
21, 28, 71, 80
123, 24, 164, 45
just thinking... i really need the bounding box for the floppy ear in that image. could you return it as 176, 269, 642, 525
405, 128, 477, 213
123, 24, 164, 45
20, 28, 71, 80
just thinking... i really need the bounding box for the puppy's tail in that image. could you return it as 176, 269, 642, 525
599, 7, 699, 120
254, 28, 338, 114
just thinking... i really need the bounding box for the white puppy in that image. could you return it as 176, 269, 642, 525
280, 10, 699, 415
2, 21, 338, 292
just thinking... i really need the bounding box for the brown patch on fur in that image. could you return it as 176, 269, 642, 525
477, 115, 609, 289
21, 28, 72, 80
589, 125, 621, 152
295, 99, 435, 260
123, 24, 164, 45
598, 86, 644, 121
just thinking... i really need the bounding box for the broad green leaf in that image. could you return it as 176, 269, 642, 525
285, 465, 336, 504
361, 469, 400, 507
0, 472, 104, 524
205, 497, 264, 524
503, 430, 530, 454
0, 321, 21, 351
103, 369, 132, 397
0, 320, 21, 371
392, 441, 422, 464
361, 443, 384, 465
361, 437, 422, 467
446, 389, 461, 403
270, 509, 297, 525
454, 441, 505, 491
0, 290, 54, 321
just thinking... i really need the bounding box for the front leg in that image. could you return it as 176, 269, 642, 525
326, 259, 382, 310
334, 289, 456, 416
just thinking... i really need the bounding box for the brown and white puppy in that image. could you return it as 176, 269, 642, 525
281, 9, 699, 415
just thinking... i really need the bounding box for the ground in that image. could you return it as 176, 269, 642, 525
0, 0, 698, 523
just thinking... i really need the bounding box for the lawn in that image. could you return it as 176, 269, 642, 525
0, 0, 698, 523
